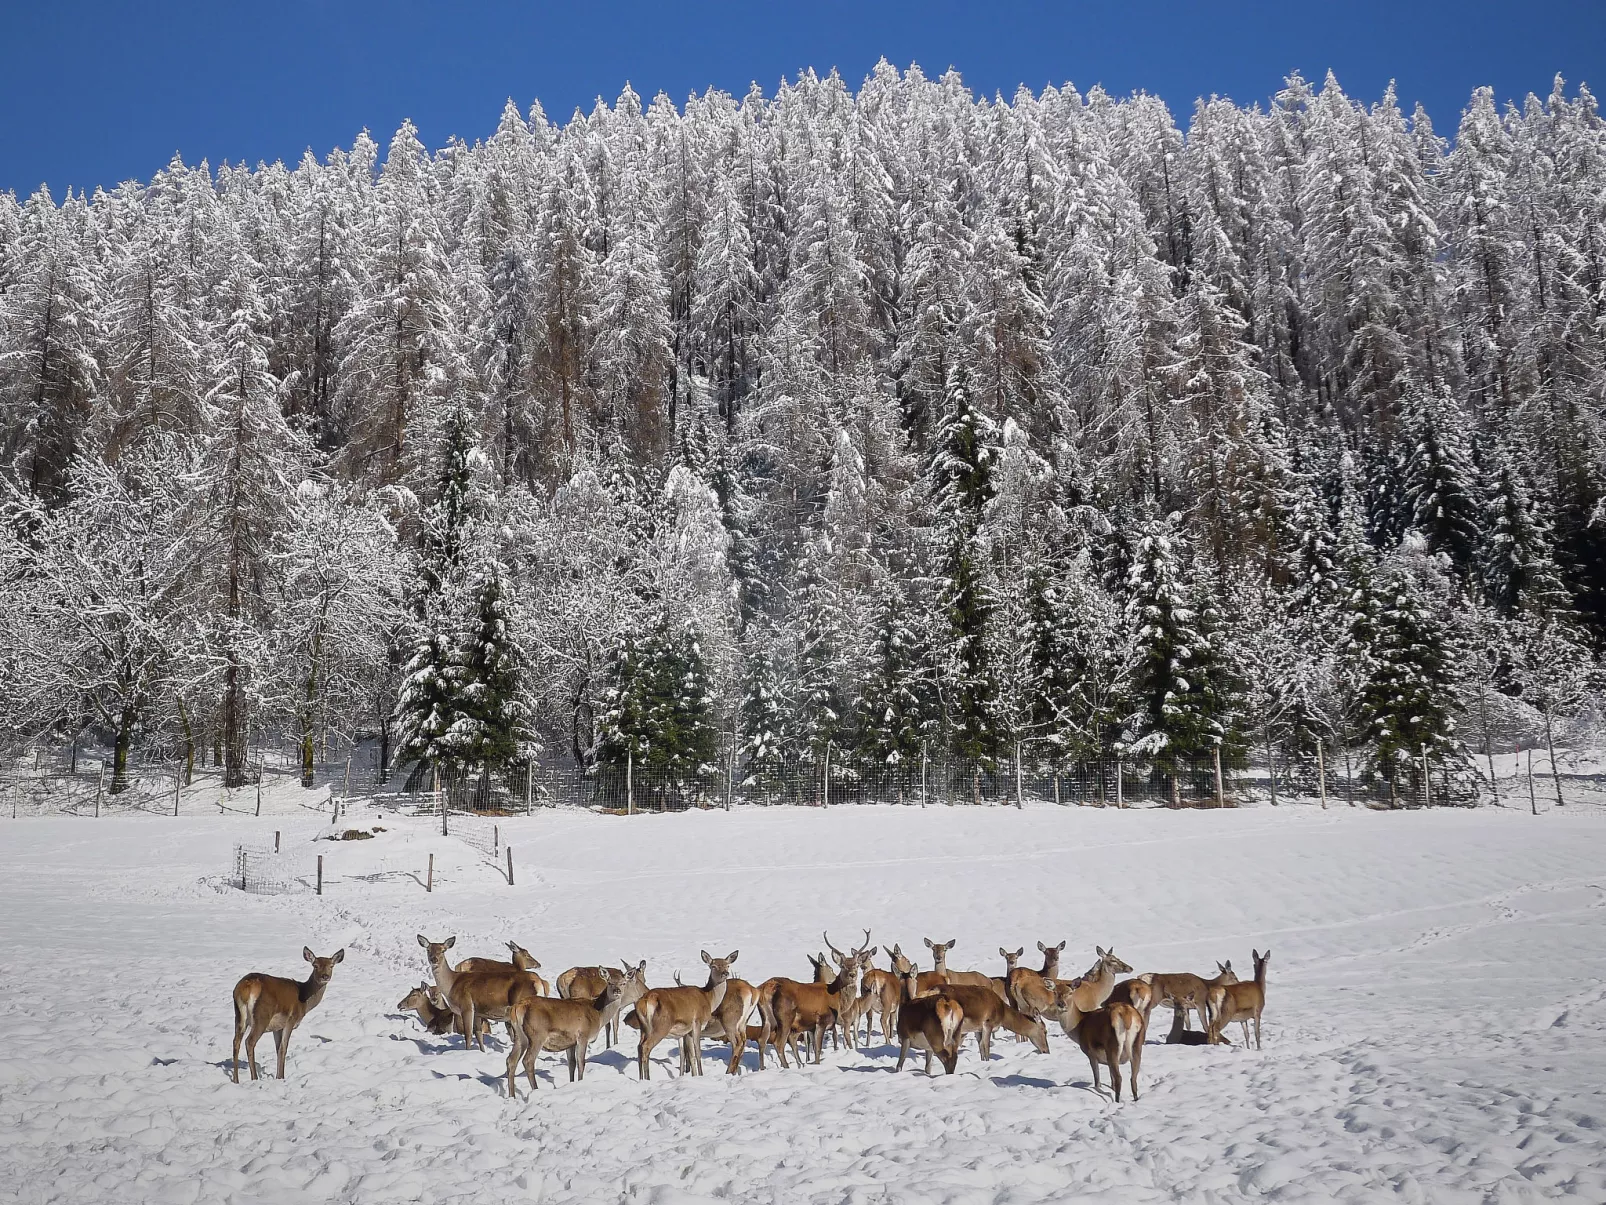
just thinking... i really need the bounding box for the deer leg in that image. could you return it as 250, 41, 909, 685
1109, 1057, 1123, 1103
245, 1026, 264, 1081
274, 1026, 289, 1079
1086, 1053, 1102, 1096
1130, 1038, 1143, 1101
506, 1028, 525, 1098
896, 1039, 909, 1072
638, 1030, 653, 1081
231, 1011, 246, 1083
1254, 1012, 1262, 1051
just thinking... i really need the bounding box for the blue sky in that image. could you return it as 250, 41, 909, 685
3, 0, 1600, 198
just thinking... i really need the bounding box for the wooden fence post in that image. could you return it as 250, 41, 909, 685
493, 824, 499, 855
1116, 758, 1124, 810
1214, 745, 1225, 808
427, 853, 434, 893
1526, 744, 1538, 815
1421, 746, 1431, 808
1316, 739, 1327, 810
316, 855, 323, 896
95, 763, 104, 818
1014, 742, 1024, 809
920, 742, 928, 809
436, 765, 447, 836
506, 846, 514, 887
255, 776, 262, 817
1265, 726, 1278, 807
524, 765, 533, 814
174, 774, 181, 816
626, 748, 634, 815
274, 830, 281, 853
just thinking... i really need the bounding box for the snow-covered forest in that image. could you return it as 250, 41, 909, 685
1, 64, 1602, 800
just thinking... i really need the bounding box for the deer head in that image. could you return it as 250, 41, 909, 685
1000, 947, 1024, 973
923, 937, 957, 971
416, 933, 455, 972
700, 949, 739, 984
506, 941, 541, 970
1037, 939, 1066, 976
303, 946, 344, 985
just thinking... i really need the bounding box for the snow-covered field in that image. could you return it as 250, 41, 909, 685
2, 800, 1604, 1204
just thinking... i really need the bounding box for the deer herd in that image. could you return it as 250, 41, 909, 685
229, 932, 1271, 1102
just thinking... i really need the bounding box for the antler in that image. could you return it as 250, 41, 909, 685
823, 930, 847, 962
858, 928, 873, 954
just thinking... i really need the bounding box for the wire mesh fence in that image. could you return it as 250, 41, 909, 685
233, 840, 319, 895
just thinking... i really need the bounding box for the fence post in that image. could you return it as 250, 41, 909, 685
920, 742, 928, 809
174, 774, 181, 816
436, 764, 447, 836
823, 741, 832, 807
1421, 746, 1431, 808
275, 830, 281, 853
240, 850, 248, 891
343, 755, 351, 804
494, 825, 499, 856
1316, 739, 1327, 810
1525, 744, 1537, 815
1264, 726, 1278, 807
95, 763, 104, 818
316, 855, 323, 896
427, 853, 433, 893
1014, 742, 1024, 810
524, 764, 533, 814
255, 776, 262, 817
1116, 758, 1124, 809
506, 846, 514, 886
1544, 702, 1565, 809
626, 748, 634, 816
1213, 745, 1225, 808
725, 746, 734, 812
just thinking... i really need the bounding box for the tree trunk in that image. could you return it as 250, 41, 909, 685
176, 698, 195, 786
1545, 703, 1565, 808
110, 702, 136, 794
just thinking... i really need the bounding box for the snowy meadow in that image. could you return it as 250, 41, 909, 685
2, 799, 1604, 1203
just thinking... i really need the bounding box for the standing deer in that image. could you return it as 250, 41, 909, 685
1006, 939, 1066, 1019
1065, 1002, 1146, 1101
859, 944, 915, 1046
919, 938, 1001, 996
692, 951, 760, 1075
1208, 949, 1270, 1048
419, 934, 535, 1050
770, 938, 868, 1067
1049, 947, 1133, 1020
505, 962, 645, 1097
933, 983, 1050, 1061
230, 947, 344, 1082
555, 962, 648, 1048
893, 965, 963, 1075
754, 953, 834, 1069
634, 951, 742, 1080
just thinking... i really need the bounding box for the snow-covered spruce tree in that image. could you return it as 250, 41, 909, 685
1121, 517, 1238, 800
1480, 444, 1571, 620
595, 615, 720, 786
737, 640, 788, 793
1339, 547, 1463, 801
928, 364, 1001, 799
856, 583, 929, 795
1401, 383, 1483, 577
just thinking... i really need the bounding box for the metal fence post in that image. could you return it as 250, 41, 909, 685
1014, 742, 1024, 809
1214, 745, 1225, 808
626, 748, 634, 815
1116, 758, 1124, 809
1316, 738, 1327, 810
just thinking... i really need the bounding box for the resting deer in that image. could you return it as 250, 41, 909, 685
919, 937, 1001, 996
505, 962, 645, 1097
398, 982, 462, 1037
1208, 949, 1270, 1049
893, 965, 962, 1075
634, 950, 744, 1079
933, 982, 1050, 1061
1049, 947, 1133, 1021
770, 938, 868, 1067
859, 944, 915, 1046
1065, 1001, 1146, 1101
1006, 939, 1065, 1019
231, 947, 344, 1082
557, 963, 647, 1048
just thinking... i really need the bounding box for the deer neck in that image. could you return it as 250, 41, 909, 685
299, 975, 329, 1012
1040, 952, 1060, 978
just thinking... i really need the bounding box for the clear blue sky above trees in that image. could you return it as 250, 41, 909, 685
3, 0, 1600, 197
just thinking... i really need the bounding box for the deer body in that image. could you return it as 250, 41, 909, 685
934, 983, 1050, 1061
1208, 949, 1270, 1049
918, 937, 998, 996
771, 945, 866, 1068
506, 963, 644, 1097
635, 951, 742, 1080
398, 982, 463, 1037
894, 970, 962, 1075
231, 947, 343, 1082
556, 963, 644, 1047
1066, 1002, 1146, 1101
859, 945, 914, 1046
454, 942, 550, 997
1050, 947, 1134, 1022
1007, 939, 1065, 1018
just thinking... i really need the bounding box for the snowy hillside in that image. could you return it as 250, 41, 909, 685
2, 803, 1603, 1202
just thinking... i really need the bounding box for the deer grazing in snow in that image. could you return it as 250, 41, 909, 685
231, 946, 344, 1082
1208, 949, 1270, 1049
505, 961, 646, 1097
894, 964, 963, 1075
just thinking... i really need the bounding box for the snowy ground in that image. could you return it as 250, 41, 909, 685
2, 800, 1604, 1203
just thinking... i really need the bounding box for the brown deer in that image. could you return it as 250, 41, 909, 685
753, 952, 834, 1068
397, 982, 459, 1036
893, 966, 963, 1075
1006, 939, 1066, 1018
770, 939, 868, 1067
1208, 949, 1270, 1049
556, 963, 647, 1048
634, 950, 743, 1079
919, 937, 1000, 995
1065, 1001, 1146, 1101
452, 941, 551, 997
858, 944, 915, 1046
419, 934, 536, 1051
230, 947, 344, 1082
824, 931, 877, 1050
690, 951, 760, 1075
1049, 947, 1133, 1020
505, 962, 645, 1097
934, 983, 1050, 1061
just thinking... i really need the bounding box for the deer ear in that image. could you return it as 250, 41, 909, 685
1037, 940, 1046, 953
1057, 941, 1066, 952
445, 936, 456, 949
948, 939, 957, 949
303, 946, 314, 962
727, 950, 739, 964
924, 937, 934, 949
999, 947, 1009, 959
701, 949, 712, 965
1097, 945, 1107, 957
417, 934, 429, 948
332, 949, 345, 964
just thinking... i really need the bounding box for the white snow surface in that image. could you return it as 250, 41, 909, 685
2, 801, 1604, 1203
